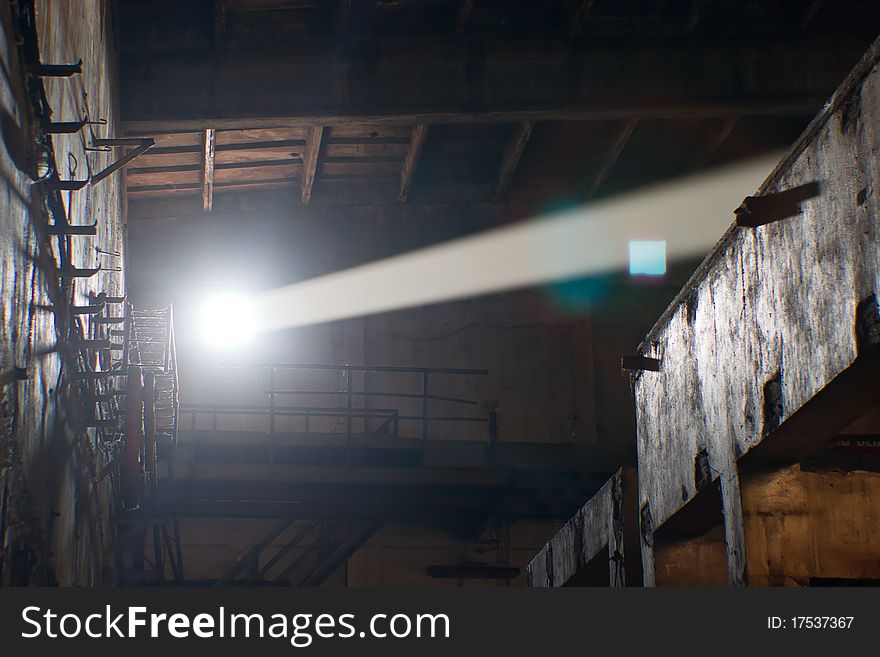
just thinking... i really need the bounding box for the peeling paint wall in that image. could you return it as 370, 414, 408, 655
527, 467, 640, 587
633, 38, 880, 581
636, 41, 880, 526
0, 0, 123, 586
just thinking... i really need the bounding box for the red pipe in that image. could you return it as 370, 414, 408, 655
122, 365, 144, 510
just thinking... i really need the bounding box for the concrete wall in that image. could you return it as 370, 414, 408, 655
742, 466, 880, 586
643, 465, 880, 587
633, 37, 880, 584
0, 0, 124, 585
162, 517, 558, 587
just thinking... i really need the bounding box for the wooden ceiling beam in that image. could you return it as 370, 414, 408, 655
587, 119, 637, 197
337, 0, 352, 38
300, 125, 325, 205
570, 0, 595, 37
133, 158, 309, 175
129, 179, 297, 197
698, 117, 738, 167
493, 121, 533, 201
800, 0, 824, 28
684, 0, 712, 34
398, 123, 428, 203
123, 96, 823, 136
201, 128, 216, 212
455, 0, 474, 36
121, 36, 861, 126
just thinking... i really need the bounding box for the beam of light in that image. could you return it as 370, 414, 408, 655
252, 153, 782, 333
199, 293, 258, 347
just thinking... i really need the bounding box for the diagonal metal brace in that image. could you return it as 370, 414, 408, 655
90, 138, 155, 185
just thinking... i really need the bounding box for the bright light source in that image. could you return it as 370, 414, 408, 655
629, 240, 666, 276
199, 293, 257, 347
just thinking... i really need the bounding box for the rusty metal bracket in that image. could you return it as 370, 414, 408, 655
621, 355, 662, 372
90, 292, 125, 305
29, 59, 82, 77
46, 117, 106, 134
735, 181, 821, 228
48, 176, 89, 191
0, 367, 28, 386
47, 221, 97, 235
90, 138, 155, 185
66, 301, 105, 315
60, 265, 100, 278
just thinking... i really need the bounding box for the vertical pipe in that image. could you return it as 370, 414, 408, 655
143, 372, 157, 478
268, 366, 276, 435
162, 525, 181, 582
167, 460, 185, 582
269, 366, 276, 464
421, 371, 429, 441
143, 372, 163, 581
173, 517, 185, 582
163, 307, 172, 371
0, 481, 8, 579
122, 366, 144, 511
346, 366, 353, 467
489, 409, 498, 449
169, 305, 179, 443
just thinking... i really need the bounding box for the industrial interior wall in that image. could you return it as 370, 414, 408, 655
161, 517, 563, 587
127, 192, 679, 455
0, 0, 123, 585
127, 192, 682, 586
633, 39, 880, 544
653, 531, 729, 587
740, 466, 880, 586
648, 466, 880, 587
168, 292, 601, 445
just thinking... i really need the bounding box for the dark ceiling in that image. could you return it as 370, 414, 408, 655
115, 0, 880, 208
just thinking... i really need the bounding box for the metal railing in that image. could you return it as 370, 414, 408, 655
179, 363, 492, 447
128, 305, 179, 445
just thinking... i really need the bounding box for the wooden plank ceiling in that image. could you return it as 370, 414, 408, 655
118, 0, 880, 208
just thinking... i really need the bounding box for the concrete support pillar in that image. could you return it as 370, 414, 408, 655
720, 446, 748, 587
